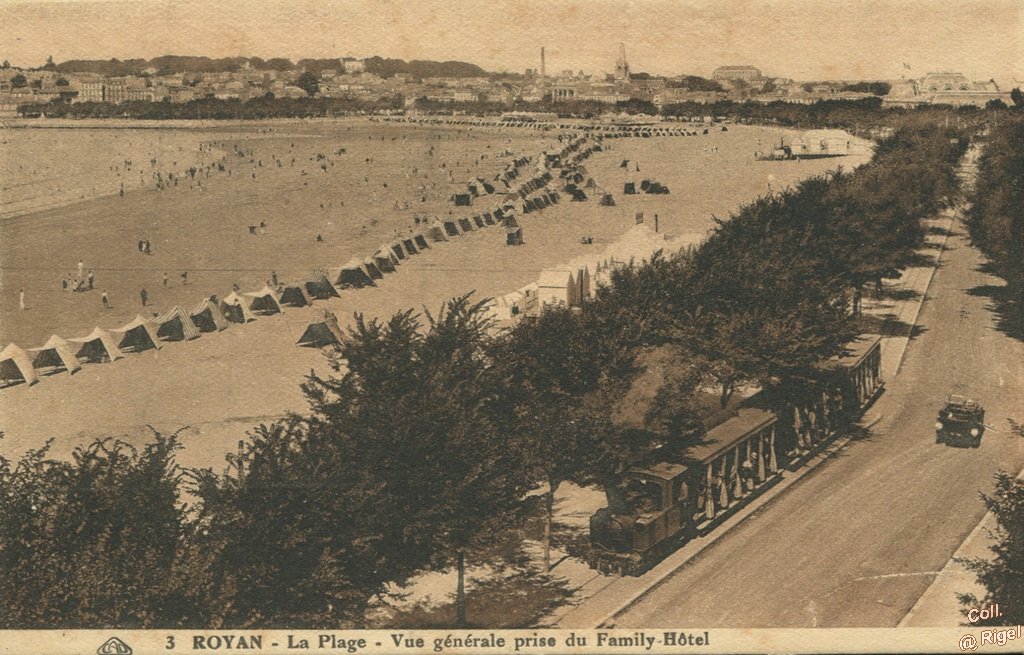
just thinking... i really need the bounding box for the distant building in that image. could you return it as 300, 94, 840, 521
884, 72, 1011, 107
125, 87, 156, 102
921, 71, 974, 92
343, 59, 365, 74
713, 65, 762, 82
103, 77, 128, 103
76, 78, 104, 103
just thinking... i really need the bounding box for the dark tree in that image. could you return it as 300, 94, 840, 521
295, 71, 320, 97
303, 295, 533, 627
1011, 87, 1024, 108
0, 431, 191, 628
10, 73, 27, 88
495, 304, 636, 571
184, 419, 385, 627
957, 455, 1024, 625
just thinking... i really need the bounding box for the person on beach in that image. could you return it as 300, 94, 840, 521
181, 271, 188, 285
78, 260, 84, 277
19, 289, 25, 311
163, 273, 169, 287
140, 289, 148, 307
87, 270, 94, 290
101, 291, 110, 309
62, 278, 68, 293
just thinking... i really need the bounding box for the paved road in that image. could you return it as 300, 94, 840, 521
615, 220, 1024, 628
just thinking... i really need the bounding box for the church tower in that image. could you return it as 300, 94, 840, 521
614, 42, 630, 81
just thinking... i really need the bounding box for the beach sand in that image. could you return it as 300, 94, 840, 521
0, 120, 871, 471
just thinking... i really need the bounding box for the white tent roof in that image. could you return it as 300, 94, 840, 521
1, 343, 40, 385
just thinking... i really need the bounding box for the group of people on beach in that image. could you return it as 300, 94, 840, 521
62, 260, 94, 294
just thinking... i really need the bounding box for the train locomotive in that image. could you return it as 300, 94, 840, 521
587, 335, 884, 576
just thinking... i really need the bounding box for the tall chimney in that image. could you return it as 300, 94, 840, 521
541, 47, 546, 85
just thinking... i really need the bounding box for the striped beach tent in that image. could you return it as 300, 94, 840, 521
155, 305, 202, 341
190, 298, 229, 332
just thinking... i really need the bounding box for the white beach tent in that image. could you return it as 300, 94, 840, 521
243, 286, 284, 315
29, 335, 82, 375
1, 343, 40, 387
220, 292, 257, 324
297, 310, 345, 348
332, 257, 376, 289
115, 315, 162, 353
68, 327, 125, 363
425, 222, 449, 243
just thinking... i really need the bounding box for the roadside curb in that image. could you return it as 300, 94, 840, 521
893, 213, 955, 377
553, 215, 952, 628
897, 466, 1024, 627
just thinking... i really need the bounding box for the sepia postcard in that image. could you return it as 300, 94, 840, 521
1, 1, 1022, 653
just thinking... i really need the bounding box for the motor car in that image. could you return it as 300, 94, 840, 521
936, 395, 986, 448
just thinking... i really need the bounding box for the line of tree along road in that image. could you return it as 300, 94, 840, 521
1, 122, 973, 629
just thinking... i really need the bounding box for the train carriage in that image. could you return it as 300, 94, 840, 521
587, 335, 883, 576
588, 407, 781, 575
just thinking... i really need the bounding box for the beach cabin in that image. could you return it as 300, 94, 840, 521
537, 270, 576, 310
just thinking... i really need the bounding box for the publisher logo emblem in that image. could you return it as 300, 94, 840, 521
98, 636, 132, 655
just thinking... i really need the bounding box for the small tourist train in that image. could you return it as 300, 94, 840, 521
587, 335, 883, 575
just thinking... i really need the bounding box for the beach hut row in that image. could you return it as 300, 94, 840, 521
483, 224, 701, 327
381, 116, 700, 139
0, 280, 317, 388
0, 137, 600, 388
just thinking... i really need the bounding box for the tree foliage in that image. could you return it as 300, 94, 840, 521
295, 71, 320, 97
968, 118, 1024, 290
957, 464, 1024, 625
0, 431, 191, 628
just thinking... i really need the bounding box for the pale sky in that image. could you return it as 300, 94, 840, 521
1, 0, 1021, 82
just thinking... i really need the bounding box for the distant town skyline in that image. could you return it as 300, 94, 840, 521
1, 0, 1021, 83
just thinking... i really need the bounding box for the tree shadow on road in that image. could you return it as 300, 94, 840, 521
838, 424, 876, 448
926, 225, 958, 237
905, 251, 948, 268
854, 313, 929, 340
872, 287, 922, 302
967, 281, 1024, 343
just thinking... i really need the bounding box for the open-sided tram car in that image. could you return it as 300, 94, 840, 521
587, 336, 884, 576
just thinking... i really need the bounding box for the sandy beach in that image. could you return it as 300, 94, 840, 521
0, 120, 871, 472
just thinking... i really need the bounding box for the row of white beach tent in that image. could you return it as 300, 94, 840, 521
1, 139, 600, 387
381, 116, 703, 137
